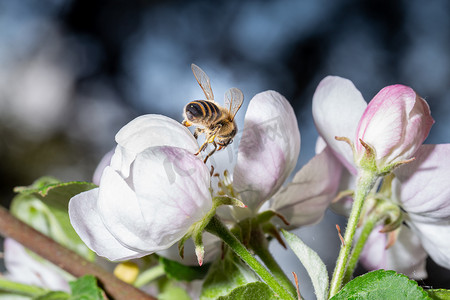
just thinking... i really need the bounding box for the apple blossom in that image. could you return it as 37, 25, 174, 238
358, 144, 450, 278
69, 115, 213, 261
355, 84, 434, 172
312, 76, 437, 295
312, 76, 450, 279
221, 90, 340, 229
312, 76, 434, 174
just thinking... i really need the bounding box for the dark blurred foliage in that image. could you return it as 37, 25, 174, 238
0, 0, 449, 296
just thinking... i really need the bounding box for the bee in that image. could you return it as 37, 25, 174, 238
183, 64, 244, 163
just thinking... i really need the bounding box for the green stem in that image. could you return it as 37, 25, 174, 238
206, 216, 294, 300
250, 226, 298, 298
0, 278, 48, 297
328, 171, 377, 297
342, 216, 378, 285
134, 264, 165, 288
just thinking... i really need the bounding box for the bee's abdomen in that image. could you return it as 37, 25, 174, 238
185, 100, 221, 123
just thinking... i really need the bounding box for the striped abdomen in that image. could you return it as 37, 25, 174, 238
184, 100, 222, 125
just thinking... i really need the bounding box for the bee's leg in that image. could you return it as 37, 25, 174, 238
204, 141, 218, 163
210, 165, 215, 176
193, 127, 205, 140
195, 125, 221, 157
195, 140, 209, 156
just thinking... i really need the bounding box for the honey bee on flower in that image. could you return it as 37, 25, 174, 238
182, 64, 244, 163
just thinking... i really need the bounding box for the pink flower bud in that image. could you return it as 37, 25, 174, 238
355, 85, 434, 170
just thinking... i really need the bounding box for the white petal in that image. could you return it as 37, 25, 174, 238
394, 144, 450, 221
408, 219, 450, 270
4, 239, 71, 292
110, 115, 199, 177
233, 90, 300, 211
98, 147, 212, 253
312, 76, 367, 174
359, 225, 427, 279
271, 146, 342, 228
92, 149, 114, 185
68, 188, 145, 261
132, 146, 212, 237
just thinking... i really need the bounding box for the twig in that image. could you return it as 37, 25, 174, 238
0, 206, 155, 300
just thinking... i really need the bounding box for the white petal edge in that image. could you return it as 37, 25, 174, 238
69, 188, 146, 261
408, 219, 450, 270
359, 225, 427, 279
270, 146, 342, 229
233, 90, 300, 211
92, 149, 114, 185
110, 114, 199, 177
4, 238, 71, 292
312, 76, 367, 175
393, 144, 450, 221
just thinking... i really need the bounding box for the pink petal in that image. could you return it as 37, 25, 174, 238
394, 144, 450, 221
270, 146, 342, 228
356, 85, 434, 167
359, 225, 427, 279
69, 188, 146, 261
312, 76, 367, 175
233, 90, 300, 211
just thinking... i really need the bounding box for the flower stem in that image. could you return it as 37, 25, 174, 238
250, 225, 298, 298
328, 171, 377, 297
0, 278, 48, 297
206, 216, 294, 300
342, 215, 378, 285
134, 264, 165, 288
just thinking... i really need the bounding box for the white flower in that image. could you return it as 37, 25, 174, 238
69, 115, 213, 261
226, 90, 341, 228
4, 238, 71, 292
312, 75, 449, 278
312, 76, 433, 174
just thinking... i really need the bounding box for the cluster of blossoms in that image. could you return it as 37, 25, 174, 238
69, 90, 341, 264
68, 75, 449, 283
312, 76, 450, 279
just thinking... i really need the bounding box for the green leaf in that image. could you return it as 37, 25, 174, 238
159, 257, 210, 282
33, 291, 70, 300
218, 282, 278, 300
426, 289, 450, 300
11, 178, 96, 261
281, 229, 328, 300
200, 250, 259, 300
69, 275, 105, 300
331, 270, 431, 300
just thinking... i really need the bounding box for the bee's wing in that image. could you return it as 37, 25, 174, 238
191, 64, 214, 101
224, 88, 244, 120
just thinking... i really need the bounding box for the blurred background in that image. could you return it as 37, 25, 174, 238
1, 0, 449, 298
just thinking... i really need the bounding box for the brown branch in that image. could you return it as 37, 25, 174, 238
0, 206, 156, 300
